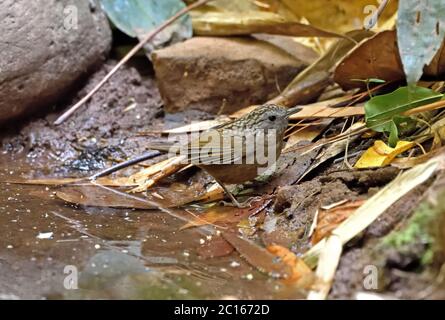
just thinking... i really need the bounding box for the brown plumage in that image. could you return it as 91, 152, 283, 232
91, 104, 301, 207
149, 104, 301, 207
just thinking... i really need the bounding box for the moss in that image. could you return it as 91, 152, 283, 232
381, 202, 439, 265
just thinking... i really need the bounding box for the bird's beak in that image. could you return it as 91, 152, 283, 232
286, 106, 302, 116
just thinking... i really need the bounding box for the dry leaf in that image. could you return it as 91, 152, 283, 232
290, 105, 364, 120
284, 118, 333, 150
56, 186, 155, 209
190, 0, 398, 36
294, 122, 365, 183
307, 235, 343, 300
154, 118, 229, 134
267, 245, 314, 286
270, 30, 375, 107
180, 197, 272, 230
279, 0, 398, 34
334, 30, 405, 90
334, 30, 445, 90
312, 199, 366, 245
222, 231, 293, 279
303, 155, 441, 268
392, 146, 445, 169
190, 0, 343, 38
196, 236, 235, 259
129, 156, 187, 193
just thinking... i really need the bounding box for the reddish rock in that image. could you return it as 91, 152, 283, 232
152, 37, 309, 114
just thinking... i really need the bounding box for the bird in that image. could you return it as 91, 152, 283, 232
90, 104, 301, 208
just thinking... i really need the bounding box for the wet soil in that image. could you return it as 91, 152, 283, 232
0, 60, 304, 299
0, 161, 301, 299
1, 60, 212, 177
0, 59, 443, 300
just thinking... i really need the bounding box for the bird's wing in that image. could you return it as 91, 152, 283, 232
146, 141, 178, 153
147, 131, 248, 164
187, 133, 247, 164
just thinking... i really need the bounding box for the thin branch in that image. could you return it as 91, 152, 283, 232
365, 0, 390, 30
54, 0, 211, 125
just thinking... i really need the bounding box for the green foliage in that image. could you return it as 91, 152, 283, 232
365, 86, 443, 146
100, 0, 192, 48
382, 202, 437, 265
397, 0, 445, 87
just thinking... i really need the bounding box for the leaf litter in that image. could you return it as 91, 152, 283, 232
4, 0, 445, 300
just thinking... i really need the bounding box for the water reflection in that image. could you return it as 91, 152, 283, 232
0, 156, 303, 299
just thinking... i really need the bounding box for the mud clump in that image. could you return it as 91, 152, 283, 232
1, 62, 163, 175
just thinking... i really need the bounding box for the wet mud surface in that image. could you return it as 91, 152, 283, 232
0, 61, 303, 299
0, 60, 442, 299
0, 157, 308, 299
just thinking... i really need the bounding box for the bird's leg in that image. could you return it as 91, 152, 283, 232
212, 178, 248, 208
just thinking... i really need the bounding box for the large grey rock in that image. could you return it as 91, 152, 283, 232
0, 0, 111, 122
152, 37, 309, 114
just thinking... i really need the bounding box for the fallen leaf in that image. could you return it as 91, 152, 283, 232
196, 236, 234, 259
397, 0, 445, 86
294, 122, 365, 184
307, 235, 343, 300
334, 31, 405, 90
312, 200, 366, 244
190, 0, 344, 38
277, 0, 398, 34
266, 245, 314, 285
354, 140, 416, 169
101, 0, 192, 51
153, 119, 229, 134
290, 105, 364, 120
222, 232, 293, 279
392, 146, 445, 169
334, 30, 445, 90
129, 156, 187, 192
284, 118, 333, 150
56, 186, 155, 209
304, 154, 442, 268
270, 30, 375, 107
180, 197, 272, 230
190, 0, 398, 36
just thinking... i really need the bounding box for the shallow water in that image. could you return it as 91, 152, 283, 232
0, 154, 303, 299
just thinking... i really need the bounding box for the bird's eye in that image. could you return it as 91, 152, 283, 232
268, 115, 276, 121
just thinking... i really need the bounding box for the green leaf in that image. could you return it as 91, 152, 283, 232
397, 0, 445, 86
100, 0, 192, 49
365, 86, 443, 146
387, 120, 398, 148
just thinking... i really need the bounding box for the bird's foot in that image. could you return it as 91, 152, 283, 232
219, 196, 260, 209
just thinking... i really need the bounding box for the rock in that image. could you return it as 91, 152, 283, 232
0, 0, 111, 122
152, 37, 308, 114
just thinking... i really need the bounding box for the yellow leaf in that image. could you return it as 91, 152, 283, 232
190, 0, 398, 36
354, 140, 415, 168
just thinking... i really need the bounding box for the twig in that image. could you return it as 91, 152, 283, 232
89, 150, 161, 180
343, 117, 355, 170
54, 0, 211, 125
404, 98, 445, 116
365, 0, 390, 30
